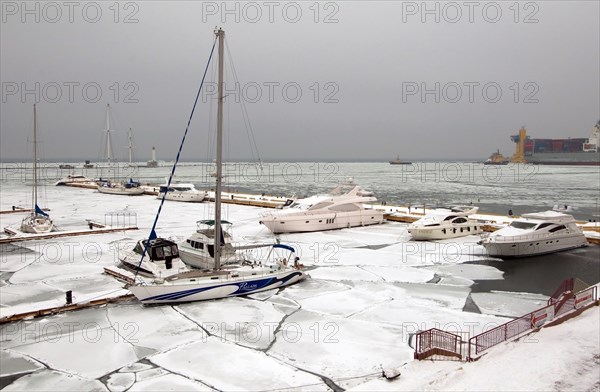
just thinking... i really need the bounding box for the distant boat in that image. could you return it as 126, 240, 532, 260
484, 149, 508, 165
98, 178, 145, 195
58, 164, 75, 169
95, 104, 144, 196
55, 174, 94, 186
510, 122, 600, 165
21, 104, 54, 234
389, 155, 412, 165
157, 181, 206, 202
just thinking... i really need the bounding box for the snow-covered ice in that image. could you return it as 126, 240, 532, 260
1, 183, 598, 391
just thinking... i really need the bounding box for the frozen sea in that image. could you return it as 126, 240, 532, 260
0, 162, 599, 391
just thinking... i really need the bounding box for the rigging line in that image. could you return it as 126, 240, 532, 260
133, 36, 218, 281
224, 39, 262, 166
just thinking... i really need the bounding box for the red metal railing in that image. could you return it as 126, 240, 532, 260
554, 285, 597, 317
548, 278, 574, 305
468, 281, 598, 361
467, 304, 552, 359
414, 328, 462, 360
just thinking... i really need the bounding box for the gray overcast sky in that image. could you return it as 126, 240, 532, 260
1, 1, 599, 162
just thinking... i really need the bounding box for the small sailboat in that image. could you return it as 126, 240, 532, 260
96, 104, 144, 196
21, 104, 54, 234
126, 29, 305, 304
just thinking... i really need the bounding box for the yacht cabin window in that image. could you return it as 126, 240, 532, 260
548, 225, 567, 233
509, 221, 537, 229
331, 203, 360, 212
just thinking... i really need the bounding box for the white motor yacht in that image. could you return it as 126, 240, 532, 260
157, 182, 206, 202
178, 220, 240, 269
259, 185, 384, 234
120, 238, 189, 278
408, 206, 483, 240
480, 211, 588, 257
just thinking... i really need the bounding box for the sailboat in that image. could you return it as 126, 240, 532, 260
96, 104, 144, 196
21, 104, 54, 234
126, 29, 305, 304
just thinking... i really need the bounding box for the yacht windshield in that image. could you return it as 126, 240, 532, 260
509, 221, 537, 229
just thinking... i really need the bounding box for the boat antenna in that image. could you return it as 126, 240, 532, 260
132, 33, 218, 280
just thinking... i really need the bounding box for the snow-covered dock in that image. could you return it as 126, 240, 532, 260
1, 224, 138, 244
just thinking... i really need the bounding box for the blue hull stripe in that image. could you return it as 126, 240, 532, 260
142, 272, 302, 302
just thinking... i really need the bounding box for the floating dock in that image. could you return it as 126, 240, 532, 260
1, 222, 138, 244
0, 293, 134, 324
56, 181, 600, 244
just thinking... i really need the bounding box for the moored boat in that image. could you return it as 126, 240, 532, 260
259, 185, 384, 234
408, 206, 483, 240
157, 182, 206, 202
479, 211, 588, 257
125, 29, 306, 304
21, 104, 54, 234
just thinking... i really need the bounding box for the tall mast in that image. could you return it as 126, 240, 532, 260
214, 28, 225, 270
32, 104, 37, 212
128, 128, 133, 163
105, 104, 112, 163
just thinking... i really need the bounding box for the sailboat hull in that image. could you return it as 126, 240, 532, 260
97, 186, 145, 195
128, 269, 305, 304
20, 215, 54, 234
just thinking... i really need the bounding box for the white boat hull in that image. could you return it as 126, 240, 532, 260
178, 246, 237, 269
409, 224, 483, 240
20, 216, 54, 234
261, 211, 384, 234
98, 186, 145, 195
128, 269, 305, 304
482, 233, 588, 257
158, 191, 206, 203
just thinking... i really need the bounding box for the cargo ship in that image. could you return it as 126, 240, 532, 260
510, 121, 599, 165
